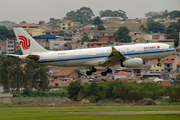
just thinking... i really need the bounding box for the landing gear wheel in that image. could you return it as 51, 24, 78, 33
157, 63, 161, 66
101, 71, 107, 76
91, 67, 97, 72
107, 68, 112, 73
86, 71, 92, 75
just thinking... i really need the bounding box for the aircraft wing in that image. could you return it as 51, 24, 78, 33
83, 46, 126, 67
3, 54, 39, 61
101, 46, 126, 66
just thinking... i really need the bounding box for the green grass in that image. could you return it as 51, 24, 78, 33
0, 106, 180, 120
0, 113, 179, 120
0, 106, 180, 112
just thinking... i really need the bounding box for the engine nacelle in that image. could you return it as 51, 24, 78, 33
121, 58, 143, 68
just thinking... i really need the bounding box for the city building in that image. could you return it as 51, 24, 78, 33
6, 40, 14, 53
0, 20, 17, 28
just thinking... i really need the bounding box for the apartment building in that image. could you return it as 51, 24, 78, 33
6, 40, 14, 53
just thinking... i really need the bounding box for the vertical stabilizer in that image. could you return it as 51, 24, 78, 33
13, 28, 47, 55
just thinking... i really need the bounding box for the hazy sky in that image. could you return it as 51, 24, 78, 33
1, 0, 180, 24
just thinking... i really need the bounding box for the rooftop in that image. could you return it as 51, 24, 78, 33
15, 23, 41, 27
166, 55, 176, 59
115, 71, 131, 75
53, 68, 77, 77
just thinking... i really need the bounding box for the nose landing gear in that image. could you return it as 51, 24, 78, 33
157, 59, 161, 66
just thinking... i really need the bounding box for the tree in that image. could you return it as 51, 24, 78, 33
57, 31, 64, 36
48, 18, 62, 27
68, 81, 82, 100
0, 26, 15, 40
169, 10, 180, 18
38, 21, 45, 25
165, 86, 177, 102
81, 36, 90, 43
97, 24, 105, 30
84, 82, 100, 103
113, 26, 132, 42
147, 22, 166, 33
63, 6, 94, 24
151, 10, 169, 20
139, 24, 148, 33
20, 21, 27, 24
63, 11, 77, 22
0, 26, 9, 40
93, 16, 103, 25
168, 20, 180, 32
77, 7, 94, 24
23, 61, 49, 91
99, 9, 127, 20
175, 74, 180, 85
166, 28, 179, 47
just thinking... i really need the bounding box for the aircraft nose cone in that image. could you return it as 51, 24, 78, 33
173, 48, 176, 53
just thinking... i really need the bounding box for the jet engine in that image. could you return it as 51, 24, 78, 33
121, 58, 143, 68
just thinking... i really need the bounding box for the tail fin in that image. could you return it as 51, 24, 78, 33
13, 28, 47, 55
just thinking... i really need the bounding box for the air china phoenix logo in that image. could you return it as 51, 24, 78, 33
18, 35, 31, 50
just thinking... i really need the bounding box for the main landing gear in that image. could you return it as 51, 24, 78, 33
86, 67, 97, 76
86, 67, 112, 76
157, 59, 161, 66
101, 68, 112, 76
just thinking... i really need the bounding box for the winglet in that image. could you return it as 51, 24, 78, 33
110, 46, 122, 57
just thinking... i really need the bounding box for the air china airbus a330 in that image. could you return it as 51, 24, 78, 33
8, 28, 176, 76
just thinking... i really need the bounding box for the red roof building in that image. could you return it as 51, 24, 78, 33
53, 68, 81, 80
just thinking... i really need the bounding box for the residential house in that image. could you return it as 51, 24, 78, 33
88, 30, 115, 42
62, 42, 72, 50
41, 23, 50, 30
32, 29, 46, 37
81, 25, 96, 35
14, 23, 42, 34
104, 23, 144, 33
60, 22, 69, 32
69, 22, 82, 31
114, 71, 133, 80
158, 81, 171, 86
14, 41, 20, 51
0, 41, 6, 54
164, 55, 180, 72
86, 42, 110, 48
49, 79, 74, 87
132, 68, 143, 77
6, 40, 14, 53
177, 62, 180, 69
152, 34, 159, 40
53, 68, 81, 80
150, 60, 165, 73
120, 78, 140, 83
158, 39, 174, 47
49, 40, 66, 50
133, 38, 146, 43
101, 17, 123, 24
165, 17, 180, 23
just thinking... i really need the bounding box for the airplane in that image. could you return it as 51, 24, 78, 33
8, 28, 176, 76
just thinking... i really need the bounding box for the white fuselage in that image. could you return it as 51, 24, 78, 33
34, 43, 175, 67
